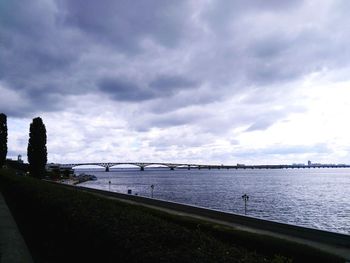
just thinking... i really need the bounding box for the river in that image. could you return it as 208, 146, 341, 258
76, 167, 350, 234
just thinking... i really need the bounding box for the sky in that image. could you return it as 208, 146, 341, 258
1, 0, 350, 165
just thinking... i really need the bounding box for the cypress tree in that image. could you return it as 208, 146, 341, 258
0, 113, 8, 168
27, 117, 47, 178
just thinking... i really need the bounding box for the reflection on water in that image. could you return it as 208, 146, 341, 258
78, 168, 350, 234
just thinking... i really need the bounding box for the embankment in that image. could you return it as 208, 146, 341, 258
74, 184, 350, 248
0, 168, 346, 263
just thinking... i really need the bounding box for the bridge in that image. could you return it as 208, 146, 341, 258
58, 162, 350, 172
59, 162, 203, 171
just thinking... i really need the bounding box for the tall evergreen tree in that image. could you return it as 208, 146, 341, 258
0, 113, 8, 168
27, 117, 47, 178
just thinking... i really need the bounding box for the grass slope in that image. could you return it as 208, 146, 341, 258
0, 168, 344, 263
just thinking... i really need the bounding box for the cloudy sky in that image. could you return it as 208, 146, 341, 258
1, 0, 350, 165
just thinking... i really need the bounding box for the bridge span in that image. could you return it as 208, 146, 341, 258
60, 162, 202, 171
58, 162, 350, 172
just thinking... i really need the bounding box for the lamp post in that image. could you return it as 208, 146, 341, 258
151, 184, 154, 198
242, 194, 249, 215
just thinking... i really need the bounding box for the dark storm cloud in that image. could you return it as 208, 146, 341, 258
25, 89, 65, 112
0, 1, 78, 79
202, 0, 303, 37
197, 1, 350, 89
0, 0, 84, 116
98, 75, 198, 102
131, 110, 202, 132
145, 90, 218, 114
57, 0, 189, 51
243, 33, 320, 85
0, 0, 196, 117
0, 87, 64, 118
149, 117, 189, 129
251, 35, 293, 59
0, 106, 27, 118
1, 0, 350, 131
150, 75, 197, 95
98, 78, 153, 102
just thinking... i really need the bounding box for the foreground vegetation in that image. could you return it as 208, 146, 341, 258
0, 168, 344, 263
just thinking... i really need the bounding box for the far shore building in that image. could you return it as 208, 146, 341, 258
46, 163, 74, 175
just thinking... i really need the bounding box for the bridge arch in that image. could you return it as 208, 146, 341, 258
143, 163, 170, 168
175, 164, 196, 170
143, 163, 179, 170
67, 164, 108, 172
108, 163, 143, 169
71, 164, 106, 169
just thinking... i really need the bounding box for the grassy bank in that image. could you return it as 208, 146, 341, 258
0, 168, 344, 263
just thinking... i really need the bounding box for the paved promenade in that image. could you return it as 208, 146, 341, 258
0, 192, 33, 263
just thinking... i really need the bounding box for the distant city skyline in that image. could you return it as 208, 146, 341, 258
2, 1, 350, 164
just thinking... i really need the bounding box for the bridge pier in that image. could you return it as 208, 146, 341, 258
140, 166, 145, 171
187, 165, 190, 170
105, 166, 110, 172
170, 167, 174, 170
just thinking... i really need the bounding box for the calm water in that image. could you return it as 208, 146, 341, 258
77, 168, 350, 234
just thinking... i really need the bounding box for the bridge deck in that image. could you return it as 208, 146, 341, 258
58, 162, 350, 170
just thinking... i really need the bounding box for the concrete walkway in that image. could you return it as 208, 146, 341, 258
0, 192, 33, 263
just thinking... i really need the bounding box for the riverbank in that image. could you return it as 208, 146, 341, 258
0, 168, 345, 262
74, 184, 350, 260
44, 173, 98, 186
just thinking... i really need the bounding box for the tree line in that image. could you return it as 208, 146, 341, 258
0, 113, 47, 179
